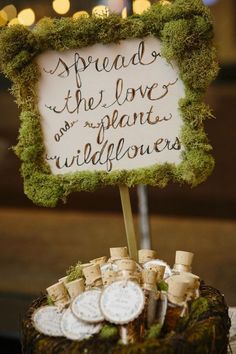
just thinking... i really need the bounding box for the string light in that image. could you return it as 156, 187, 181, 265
2, 4, 17, 21
0, 10, 8, 26
133, 0, 151, 14
73, 11, 89, 19
92, 5, 110, 17
18, 8, 35, 26
52, 0, 70, 15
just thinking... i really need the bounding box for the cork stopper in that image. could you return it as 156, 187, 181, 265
90, 256, 107, 266
175, 251, 194, 267
115, 260, 139, 282
138, 249, 157, 264
167, 280, 189, 306
147, 264, 166, 280
65, 278, 85, 300
180, 272, 199, 282
116, 259, 136, 272
58, 276, 68, 284
83, 264, 102, 286
166, 273, 200, 300
116, 270, 140, 283
141, 270, 157, 291
141, 269, 157, 284
110, 247, 129, 260
102, 270, 117, 286
46, 282, 69, 309
173, 264, 191, 273
81, 263, 92, 269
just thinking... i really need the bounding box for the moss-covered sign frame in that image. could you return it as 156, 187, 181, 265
0, 0, 218, 207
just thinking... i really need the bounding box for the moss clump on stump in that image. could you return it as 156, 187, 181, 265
21, 283, 230, 354
0, 0, 219, 207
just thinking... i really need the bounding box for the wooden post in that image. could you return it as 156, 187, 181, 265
119, 185, 138, 261
137, 185, 152, 249
126, 0, 133, 16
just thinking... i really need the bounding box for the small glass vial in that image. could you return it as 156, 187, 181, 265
120, 320, 141, 345
141, 269, 159, 329
165, 280, 189, 331
167, 273, 200, 300
115, 261, 142, 345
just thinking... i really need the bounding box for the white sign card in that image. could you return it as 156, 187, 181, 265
37, 36, 185, 175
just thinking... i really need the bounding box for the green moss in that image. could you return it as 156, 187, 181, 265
0, 0, 218, 207
146, 323, 162, 339
161, 16, 213, 62
157, 280, 168, 292
175, 150, 215, 186
180, 45, 218, 91
47, 295, 54, 306
179, 98, 214, 128
189, 298, 210, 320
178, 297, 210, 331
22, 170, 64, 208
66, 261, 84, 282
99, 324, 119, 340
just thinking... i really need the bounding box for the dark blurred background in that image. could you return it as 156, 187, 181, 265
0, 0, 235, 352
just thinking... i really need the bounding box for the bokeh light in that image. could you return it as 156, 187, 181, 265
107, 0, 124, 13
73, 11, 89, 19
121, 7, 127, 18
52, 0, 70, 15
0, 10, 8, 26
92, 5, 110, 17
133, 0, 151, 15
160, 0, 171, 5
18, 8, 35, 26
8, 17, 19, 26
2, 5, 17, 21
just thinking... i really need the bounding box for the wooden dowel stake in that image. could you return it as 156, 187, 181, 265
119, 185, 138, 261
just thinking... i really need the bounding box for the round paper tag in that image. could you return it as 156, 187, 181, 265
100, 280, 145, 325
101, 263, 119, 273
61, 308, 102, 340
32, 306, 63, 337
72, 289, 104, 323
143, 259, 172, 279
